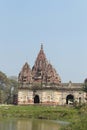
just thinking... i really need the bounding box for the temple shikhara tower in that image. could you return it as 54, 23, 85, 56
18, 62, 32, 84
18, 44, 86, 105
18, 44, 61, 85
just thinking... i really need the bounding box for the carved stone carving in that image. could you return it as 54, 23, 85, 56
18, 62, 32, 84
18, 44, 61, 85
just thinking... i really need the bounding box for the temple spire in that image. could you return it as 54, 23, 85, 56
41, 43, 43, 50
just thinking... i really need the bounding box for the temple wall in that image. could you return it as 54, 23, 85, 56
18, 90, 34, 105
36, 90, 62, 105
18, 83, 86, 105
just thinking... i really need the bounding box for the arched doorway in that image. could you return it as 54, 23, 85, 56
79, 97, 81, 104
34, 95, 40, 103
66, 94, 74, 104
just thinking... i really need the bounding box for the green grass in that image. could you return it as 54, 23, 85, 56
61, 104, 87, 130
0, 104, 87, 130
0, 105, 78, 120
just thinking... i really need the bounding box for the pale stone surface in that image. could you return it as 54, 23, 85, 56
18, 90, 33, 104
18, 83, 85, 105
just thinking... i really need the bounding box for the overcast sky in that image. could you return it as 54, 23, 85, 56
0, 0, 87, 83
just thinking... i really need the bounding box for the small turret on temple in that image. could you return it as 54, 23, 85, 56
18, 62, 32, 84
18, 44, 61, 85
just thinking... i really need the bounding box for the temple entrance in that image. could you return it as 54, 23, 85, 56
79, 97, 81, 104
34, 95, 40, 103
66, 94, 74, 105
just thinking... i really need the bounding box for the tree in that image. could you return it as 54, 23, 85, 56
0, 71, 9, 85
0, 71, 10, 103
83, 79, 87, 103
9, 79, 18, 104
0, 71, 18, 104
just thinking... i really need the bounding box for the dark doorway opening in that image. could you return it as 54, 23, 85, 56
34, 95, 40, 103
66, 94, 74, 104
79, 97, 81, 104
13, 94, 18, 105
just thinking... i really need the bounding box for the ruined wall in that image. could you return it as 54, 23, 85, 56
18, 82, 86, 105
18, 89, 33, 105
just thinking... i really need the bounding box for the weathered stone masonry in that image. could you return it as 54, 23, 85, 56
18, 45, 86, 105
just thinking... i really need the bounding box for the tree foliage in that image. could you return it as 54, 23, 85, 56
0, 71, 18, 104
83, 82, 87, 93
83, 79, 87, 103
83, 79, 87, 92
0, 71, 9, 85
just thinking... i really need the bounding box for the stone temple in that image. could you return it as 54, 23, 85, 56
18, 45, 86, 105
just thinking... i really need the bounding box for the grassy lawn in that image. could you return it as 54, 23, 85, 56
0, 104, 87, 130
0, 105, 78, 121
